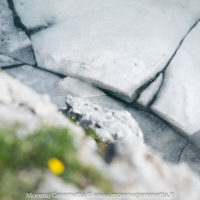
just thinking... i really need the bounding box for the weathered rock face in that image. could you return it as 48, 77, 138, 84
151, 23, 200, 136
65, 95, 143, 142
0, 0, 35, 65
13, 0, 200, 101
59, 77, 105, 100
9, 0, 200, 139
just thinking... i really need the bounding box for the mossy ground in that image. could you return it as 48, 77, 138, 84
85, 128, 111, 157
0, 126, 112, 200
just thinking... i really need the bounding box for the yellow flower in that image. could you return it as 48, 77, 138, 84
48, 158, 65, 175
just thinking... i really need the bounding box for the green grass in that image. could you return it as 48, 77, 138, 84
0, 126, 113, 200
85, 128, 111, 156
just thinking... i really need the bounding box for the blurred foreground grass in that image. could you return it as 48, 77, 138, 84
0, 126, 112, 200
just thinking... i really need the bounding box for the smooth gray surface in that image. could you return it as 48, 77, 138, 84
5, 65, 66, 107
0, 54, 22, 68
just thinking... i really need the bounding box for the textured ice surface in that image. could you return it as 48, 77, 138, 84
137, 74, 163, 107
13, 0, 200, 101
151, 23, 200, 135
0, 54, 22, 68
0, 0, 35, 65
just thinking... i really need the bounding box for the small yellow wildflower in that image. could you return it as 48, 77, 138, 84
48, 158, 65, 175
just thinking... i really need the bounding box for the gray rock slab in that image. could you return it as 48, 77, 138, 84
4, 66, 107, 107
13, 0, 200, 101
0, 54, 22, 68
0, 0, 35, 65
59, 77, 105, 99
151, 23, 200, 135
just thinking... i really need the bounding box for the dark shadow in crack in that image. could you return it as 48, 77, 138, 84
148, 19, 200, 107
27, 23, 55, 36
7, 0, 29, 37
7, 0, 37, 65
1, 63, 24, 70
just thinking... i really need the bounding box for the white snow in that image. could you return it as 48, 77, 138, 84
151, 23, 200, 135
13, 0, 200, 101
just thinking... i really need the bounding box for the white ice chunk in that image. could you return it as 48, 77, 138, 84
14, 0, 200, 101
151, 23, 200, 135
137, 74, 163, 107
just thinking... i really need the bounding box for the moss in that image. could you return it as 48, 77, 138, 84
0, 126, 113, 200
85, 128, 100, 141
66, 112, 111, 157
85, 128, 111, 157
0, 169, 43, 200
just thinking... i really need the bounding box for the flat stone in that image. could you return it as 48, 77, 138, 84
151, 23, 200, 135
0, 0, 35, 65
0, 54, 22, 68
13, 0, 200, 101
59, 77, 104, 99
